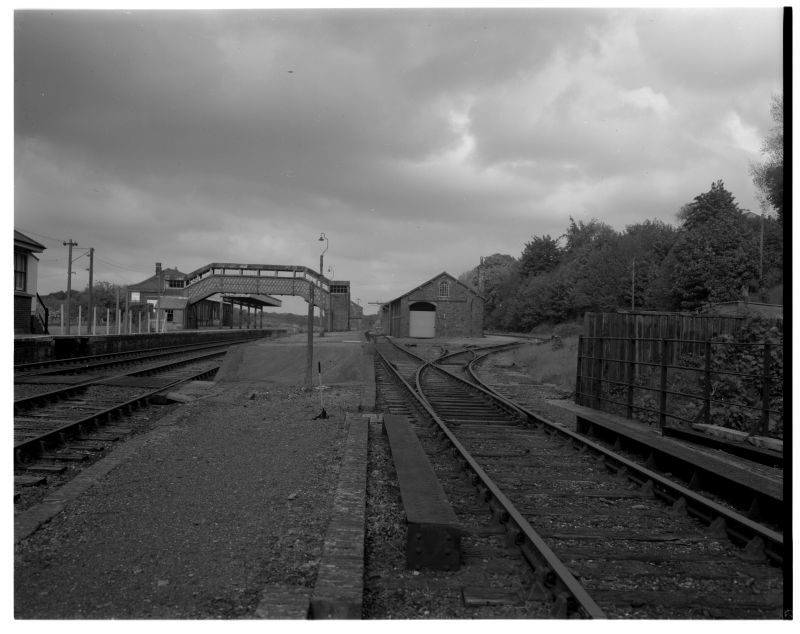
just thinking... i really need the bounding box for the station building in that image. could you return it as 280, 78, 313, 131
380, 272, 485, 338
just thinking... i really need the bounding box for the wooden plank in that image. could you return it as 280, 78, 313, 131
462, 587, 522, 607
591, 588, 783, 611
383, 414, 462, 571
23, 464, 67, 474
15, 474, 46, 487
37, 452, 89, 462
541, 529, 691, 542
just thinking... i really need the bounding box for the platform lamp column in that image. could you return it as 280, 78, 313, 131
318, 232, 328, 336
327, 265, 335, 332
306, 283, 315, 390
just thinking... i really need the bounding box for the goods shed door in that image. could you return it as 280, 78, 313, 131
409, 302, 436, 338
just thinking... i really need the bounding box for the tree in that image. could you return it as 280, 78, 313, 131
749, 93, 784, 222
562, 217, 617, 256
677, 180, 746, 230
620, 220, 678, 310
79, 281, 126, 310
513, 269, 575, 330
519, 235, 561, 278
459, 254, 521, 330
664, 183, 760, 310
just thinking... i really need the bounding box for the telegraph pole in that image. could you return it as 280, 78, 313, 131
63, 239, 78, 335
87, 247, 94, 335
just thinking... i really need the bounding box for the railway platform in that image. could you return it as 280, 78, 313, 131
14, 332, 375, 620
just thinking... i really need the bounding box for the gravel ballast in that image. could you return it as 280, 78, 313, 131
15, 333, 363, 619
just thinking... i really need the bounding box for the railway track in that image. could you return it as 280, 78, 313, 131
372, 335, 785, 619
467, 348, 784, 529
13, 342, 239, 484
13, 339, 244, 382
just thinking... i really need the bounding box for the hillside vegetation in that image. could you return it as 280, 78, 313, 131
460, 181, 783, 333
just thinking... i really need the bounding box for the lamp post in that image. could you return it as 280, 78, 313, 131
318, 232, 328, 335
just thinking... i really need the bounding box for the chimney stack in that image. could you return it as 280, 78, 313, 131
155, 262, 162, 275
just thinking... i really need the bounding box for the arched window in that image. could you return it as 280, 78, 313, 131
438, 280, 450, 298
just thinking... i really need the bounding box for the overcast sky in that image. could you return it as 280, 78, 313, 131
13, 6, 784, 314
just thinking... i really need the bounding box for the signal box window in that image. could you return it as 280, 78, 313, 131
14, 252, 27, 292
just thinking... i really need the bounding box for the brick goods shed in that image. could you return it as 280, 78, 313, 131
381, 272, 484, 338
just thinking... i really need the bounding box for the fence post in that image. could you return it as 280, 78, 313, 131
760, 342, 771, 435
626, 336, 635, 419
575, 335, 584, 405
659, 338, 669, 430
591, 336, 603, 408
703, 339, 712, 426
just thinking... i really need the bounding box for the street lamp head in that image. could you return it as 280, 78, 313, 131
318, 232, 327, 242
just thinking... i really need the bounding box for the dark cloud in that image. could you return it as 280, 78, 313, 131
13, 8, 783, 309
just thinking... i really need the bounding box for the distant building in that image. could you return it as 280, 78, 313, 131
126, 262, 190, 330
14, 230, 47, 334
380, 272, 485, 338
327, 279, 357, 331
126, 262, 282, 331
127, 262, 188, 304
348, 299, 364, 331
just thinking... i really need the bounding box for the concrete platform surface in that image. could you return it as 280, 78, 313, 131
216, 332, 368, 386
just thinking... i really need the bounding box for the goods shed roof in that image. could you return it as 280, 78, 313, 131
385, 271, 485, 306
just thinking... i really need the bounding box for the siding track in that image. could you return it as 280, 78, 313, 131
373, 336, 785, 619
14, 343, 236, 468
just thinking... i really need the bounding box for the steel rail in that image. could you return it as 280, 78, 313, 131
373, 338, 605, 618
14, 363, 221, 464
464, 351, 784, 566
412, 360, 606, 619
14, 338, 245, 377
14, 348, 229, 414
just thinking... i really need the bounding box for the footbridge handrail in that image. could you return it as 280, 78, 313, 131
182, 262, 333, 308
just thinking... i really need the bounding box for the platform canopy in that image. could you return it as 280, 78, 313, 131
155, 296, 189, 310
221, 293, 282, 309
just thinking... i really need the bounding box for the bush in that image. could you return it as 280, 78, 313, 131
553, 322, 583, 338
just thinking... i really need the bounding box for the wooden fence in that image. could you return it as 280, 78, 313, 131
576, 312, 783, 438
